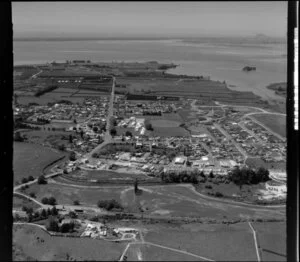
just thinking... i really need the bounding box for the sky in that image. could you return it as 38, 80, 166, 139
12, 2, 287, 38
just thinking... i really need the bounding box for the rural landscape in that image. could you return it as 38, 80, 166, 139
12, 2, 287, 262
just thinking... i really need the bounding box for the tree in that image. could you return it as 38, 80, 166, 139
58, 144, 66, 151
60, 221, 75, 233
145, 123, 153, 131
93, 126, 98, 133
69, 135, 73, 143
73, 200, 80, 205
69, 211, 77, 218
73, 119, 77, 124
134, 179, 139, 195
14, 131, 24, 142
46, 216, 59, 232
37, 175, 47, 184
41, 197, 49, 205
125, 131, 132, 137
21, 177, 28, 184
28, 176, 34, 182
40, 209, 47, 218
110, 128, 117, 136
48, 197, 57, 206
256, 167, 270, 182
80, 130, 84, 138
50, 206, 58, 216
69, 151, 76, 161
29, 192, 36, 198
208, 171, 214, 179
46, 208, 51, 216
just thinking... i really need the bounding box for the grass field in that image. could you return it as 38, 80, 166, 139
253, 222, 286, 261
13, 224, 126, 261
150, 119, 181, 128
70, 169, 151, 181
251, 114, 286, 137
13, 195, 40, 211
125, 243, 201, 261
143, 222, 257, 261
22, 183, 285, 220
246, 157, 286, 170
13, 142, 63, 184
151, 126, 190, 137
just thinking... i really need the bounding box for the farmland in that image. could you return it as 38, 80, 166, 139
251, 113, 286, 138
13, 142, 63, 184
13, 224, 126, 261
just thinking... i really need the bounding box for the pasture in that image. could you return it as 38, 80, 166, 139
13, 142, 63, 184
13, 224, 126, 261
253, 222, 286, 261
143, 222, 257, 261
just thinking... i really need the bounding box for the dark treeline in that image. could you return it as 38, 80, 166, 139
34, 85, 59, 97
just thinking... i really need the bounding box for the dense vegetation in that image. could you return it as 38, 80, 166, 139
34, 85, 58, 97
97, 199, 123, 211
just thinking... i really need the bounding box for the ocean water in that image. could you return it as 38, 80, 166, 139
13, 38, 287, 100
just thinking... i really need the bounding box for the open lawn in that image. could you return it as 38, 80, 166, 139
251, 114, 286, 138
13, 224, 126, 261
23, 183, 285, 220
13, 142, 63, 184
253, 222, 286, 261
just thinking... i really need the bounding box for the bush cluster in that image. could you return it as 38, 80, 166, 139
41, 196, 57, 205
97, 199, 123, 211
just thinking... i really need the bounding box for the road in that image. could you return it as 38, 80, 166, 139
88, 76, 115, 158
213, 123, 248, 159
14, 171, 62, 191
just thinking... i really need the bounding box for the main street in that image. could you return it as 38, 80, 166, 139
87, 76, 116, 158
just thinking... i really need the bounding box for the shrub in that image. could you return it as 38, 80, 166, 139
68, 211, 77, 219
215, 192, 224, 197
27, 176, 35, 182
73, 200, 80, 205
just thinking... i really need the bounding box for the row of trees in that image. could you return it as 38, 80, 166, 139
46, 216, 75, 233
41, 196, 57, 205
34, 85, 58, 97
228, 167, 270, 189
21, 175, 35, 184
161, 170, 199, 184
21, 206, 58, 222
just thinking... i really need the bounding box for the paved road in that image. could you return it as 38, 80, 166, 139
88, 76, 115, 158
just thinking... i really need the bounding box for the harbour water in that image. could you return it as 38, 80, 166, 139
13, 38, 287, 100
